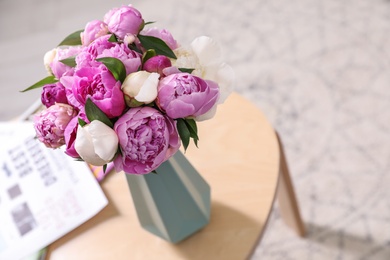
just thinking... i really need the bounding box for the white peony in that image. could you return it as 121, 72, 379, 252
172, 36, 235, 121
121, 71, 160, 107
43, 48, 57, 75
75, 120, 118, 166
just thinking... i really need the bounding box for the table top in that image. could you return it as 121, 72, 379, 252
46, 92, 280, 260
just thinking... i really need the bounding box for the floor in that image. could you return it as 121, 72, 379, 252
2, 0, 390, 259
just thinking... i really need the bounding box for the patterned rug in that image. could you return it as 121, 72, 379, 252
147, 0, 390, 259
239, 1, 390, 259
138, 0, 390, 258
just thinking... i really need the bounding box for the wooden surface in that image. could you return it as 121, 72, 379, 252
46, 93, 280, 260
276, 132, 306, 237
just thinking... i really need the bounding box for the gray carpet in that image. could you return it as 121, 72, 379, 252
1, 0, 390, 259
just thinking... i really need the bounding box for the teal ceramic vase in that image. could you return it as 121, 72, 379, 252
125, 150, 211, 243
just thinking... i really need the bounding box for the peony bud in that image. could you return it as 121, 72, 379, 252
81, 20, 109, 46
143, 55, 172, 76
122, 71, 159, 107
75, 120, 118, 166
104, 5, 143, 40
41, 82, 68, 108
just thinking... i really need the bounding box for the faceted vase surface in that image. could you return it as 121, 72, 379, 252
125, 151, 211, 243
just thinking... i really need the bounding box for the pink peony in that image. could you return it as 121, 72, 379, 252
63, 111, 88, 158
61, 65, 126, 118
104, 5, 143, 40
34, 103, 77, 148
64, 116, 80, 158
61, 65, 125, 118
76, 35, 141, 75
113, 107, 180, 174
157, 73, 219, 119
50, 46, 83, 79
141, 27, 178, 50
81, 20, 109, 46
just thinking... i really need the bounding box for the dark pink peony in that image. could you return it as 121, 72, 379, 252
64, 116, 79, 158
41, 82, 68, 108
143, 55, 172, 76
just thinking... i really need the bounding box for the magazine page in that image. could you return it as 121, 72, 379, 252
0, 122, 108, 259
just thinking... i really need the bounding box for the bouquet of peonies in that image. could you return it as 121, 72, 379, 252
22, 4, 234, 175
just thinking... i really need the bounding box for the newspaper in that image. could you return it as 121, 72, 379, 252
0, 121, 108, 260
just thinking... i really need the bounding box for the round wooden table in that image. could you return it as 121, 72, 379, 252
47, 93, 281, 260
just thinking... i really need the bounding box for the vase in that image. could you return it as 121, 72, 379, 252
125, 150, 211, 243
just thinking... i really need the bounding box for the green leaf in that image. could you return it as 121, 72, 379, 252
177, 119, 190, 151
193, 137, 198, 147
138, 20, 146, 33
125, 95, 144, 108
129, 43, 142, 54
85, 98, 113, 128
185, 118, 197, 134
103, 164, 107, 173
186, 118, 199, 141
108, 34, 118, 43
138, 20, 155, 33
138, 35, 177, 59
59, 56, 76, 67
185, 118, 199, 148
78, 118, 87, 127
58, 29, 83, 46
96, 57, 127, 83
20, 76, 58, 92
178, 68, 195, 74
142, 49, 157, 63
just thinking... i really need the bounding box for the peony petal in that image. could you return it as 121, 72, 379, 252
75, 125, 107, 166
195, 104, 218, 121
59, 76, 74, 90
190, 36, 222, 66
88, 120, 119, 162
135, 72, 159, 103
162, 66, 181, 76
204, 63, 235, 104
44, 48, 57, 75
165, 99, 195, 119
122, 72, 145, 97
